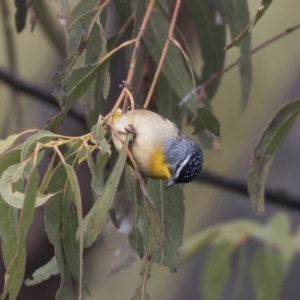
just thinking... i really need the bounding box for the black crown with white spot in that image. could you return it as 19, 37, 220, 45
165, 135, 203, 186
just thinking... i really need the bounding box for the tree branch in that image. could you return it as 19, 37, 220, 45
0, 66, 86, 126
197, 170, 300, 211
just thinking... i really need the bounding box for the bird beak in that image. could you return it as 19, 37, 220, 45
166, 178, 176, 188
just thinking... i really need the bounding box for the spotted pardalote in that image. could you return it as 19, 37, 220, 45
112, 109, 203, 187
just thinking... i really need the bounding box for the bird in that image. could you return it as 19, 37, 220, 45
111, 109, 203, 187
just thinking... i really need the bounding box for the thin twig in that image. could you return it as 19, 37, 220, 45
179, 22, 300, 106
111, 0, 156, 114
197, 170, 300, 211
144, 0, 182, 109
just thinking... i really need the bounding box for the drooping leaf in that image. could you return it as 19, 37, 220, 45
0, 150, 21, 268
187, 0, 226, 99
144, 0, 193, 99
81, 135, 129, 248
20, 130, 57, 162
181, 220, 260, 263
252, 213, 293, 265
251, 247, 285, 300
129, 258, 152, 300
147, 179, 184, 272
0, 134, 21, 156
225, 0, 273, 50
0, 164, 56, 209
248, 98, 300, 214
128, 180, 144, 259
91, 122, 111, 155
203, 242, 236, 300
63, 164, 90, 296
191, 107, 221, 136
157, 74, 184, 129
141, 185, 164, 257
1, 168, 38, 300
25, 256, 59, 286
45, 163, 74, 299
67, 0, 100, 25
80, 11, 110, 127
223, 0, 252, 109
14, 0, 27, 32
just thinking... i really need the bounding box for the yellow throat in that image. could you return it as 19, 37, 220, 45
147, 144, 171, 180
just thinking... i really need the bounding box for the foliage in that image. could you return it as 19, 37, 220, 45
0, 0, 299, 299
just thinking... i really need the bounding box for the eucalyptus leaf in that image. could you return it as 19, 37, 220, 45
0, 164, 56, 209
45, 162, 74, 299
248, 98, 300, 214
0, 134, 21, 156
1, 168, 38, 300
144, 0, 193, 99
203, 242, 236, 300
14, 0, 27, 32
147, 179, 184, 272
25, 256, 59, 286
187, 0, 226, 99
21, 130, 57, 162
191, 107, 221, 136
128, 180, 144, 259
91, 123, 111, 155
223, 0, 252, 109
0, 150, 21, 268
129, 258, 152, 300
81, 135, 129, 248
251, 247, 285, 300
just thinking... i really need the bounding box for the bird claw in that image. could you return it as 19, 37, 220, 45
125, 124, 137, 138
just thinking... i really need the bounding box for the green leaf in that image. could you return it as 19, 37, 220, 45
181, 220, 259, 263
141, 183, 164, 256
14, 0, 27, 33
157, 74, 184, 129
252, 213, 293, 265
0, 150, 21, 268
128, 180, 144, 259
21, 130, 57, 162
25, 256, 59, 286
91, 123, 111, 155
248, 98, 300, 214
223, 0, 252, 109
129, 258, 152, 300
46, 60, 110, 132
225, 0, 273, 50
203, 242, 236, 300
191, 108, 221, 136
67, 0, 100, 25
0, 164, 56, 209
0, 134, 20, 156
63, 164, 90, 296
78, 8, 110, 127
144, 0, 193, 99
45, 163, 74, 300
147, 179, 184, 272
1, 168, 38, 300
251, 247, 285, 300
81, 135, 129, 248
48, 1, 110, 131
187, 0, 226, 99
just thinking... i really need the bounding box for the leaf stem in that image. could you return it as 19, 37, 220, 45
111, 0, 156, 114
144, 0, 182, 109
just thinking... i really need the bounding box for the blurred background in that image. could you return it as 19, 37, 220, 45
0, 0, 300, 299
